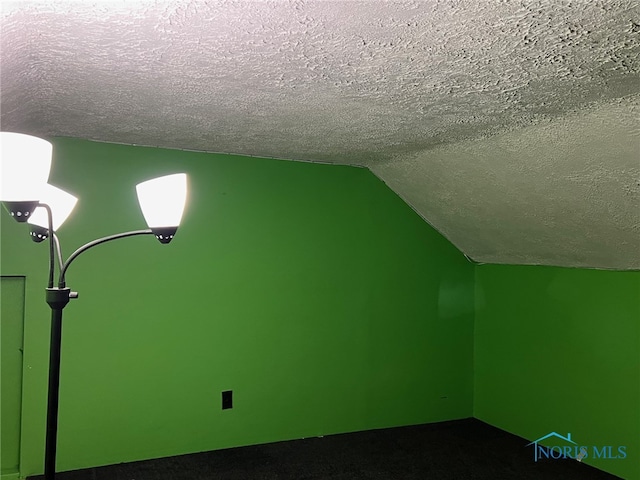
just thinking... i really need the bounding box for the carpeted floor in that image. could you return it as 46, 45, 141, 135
29, 418, 620, 480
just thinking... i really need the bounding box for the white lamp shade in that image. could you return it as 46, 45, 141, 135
28, 184, 78, 231
136, 173, 187, 228
0, 132, 53, 201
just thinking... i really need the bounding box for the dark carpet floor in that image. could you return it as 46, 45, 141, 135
30, 418, 621, 480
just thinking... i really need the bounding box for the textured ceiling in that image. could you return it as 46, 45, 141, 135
1, 0, 639, 269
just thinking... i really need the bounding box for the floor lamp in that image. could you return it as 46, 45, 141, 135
0, 132, 188, 480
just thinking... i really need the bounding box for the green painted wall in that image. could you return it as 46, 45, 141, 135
474, 264, 640, 480
0, 137, 474, 477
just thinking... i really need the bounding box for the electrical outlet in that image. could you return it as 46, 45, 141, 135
222, 390, 233, 410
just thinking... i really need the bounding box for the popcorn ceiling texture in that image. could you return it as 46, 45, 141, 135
1, 0, 639, 269
372, 97, 640, 270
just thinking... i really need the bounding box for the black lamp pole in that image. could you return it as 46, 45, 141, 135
42, 228, 155, 480
43, 287, 70, 480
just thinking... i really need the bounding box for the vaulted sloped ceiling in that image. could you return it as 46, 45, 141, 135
1, 0, 639, 269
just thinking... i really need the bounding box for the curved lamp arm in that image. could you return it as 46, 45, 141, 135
52, 233, 64, 274
58, 229, 153, 288
37, 202, 56, 289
